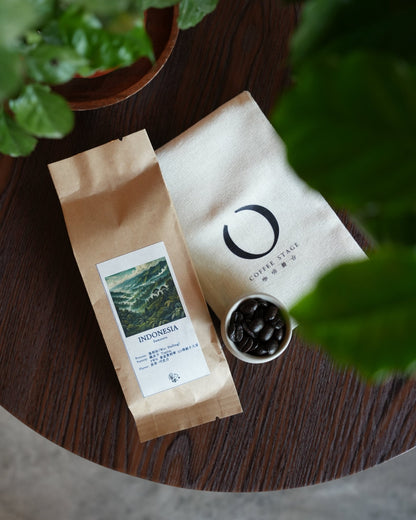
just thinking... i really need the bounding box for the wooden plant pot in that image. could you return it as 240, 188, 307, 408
54, 6, 179, 110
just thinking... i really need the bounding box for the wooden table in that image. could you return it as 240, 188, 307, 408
1, 0, 416, 492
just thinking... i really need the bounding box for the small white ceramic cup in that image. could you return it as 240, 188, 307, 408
221, 293, 292, 364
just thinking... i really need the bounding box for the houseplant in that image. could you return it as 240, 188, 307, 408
272, 0, 416, 380
0, 0, 219, 157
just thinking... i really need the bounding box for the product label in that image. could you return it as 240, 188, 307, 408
97, 242, 210, 397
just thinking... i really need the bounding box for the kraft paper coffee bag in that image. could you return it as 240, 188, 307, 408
48, 130, 242, 442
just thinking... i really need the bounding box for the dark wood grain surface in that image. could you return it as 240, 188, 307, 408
1, 0, 415, 492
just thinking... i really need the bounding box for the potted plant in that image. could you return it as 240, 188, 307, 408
271, 0, 416, 380
0, 0, 220, 157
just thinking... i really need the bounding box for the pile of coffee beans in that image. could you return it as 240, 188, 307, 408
227, 297, 287, 357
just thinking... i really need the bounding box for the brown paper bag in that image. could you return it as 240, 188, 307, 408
48, 130, 242, 442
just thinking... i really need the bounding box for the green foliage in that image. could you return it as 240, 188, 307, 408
177, 0, 219, 30
25, 44, 88, 85
0, 0, 218, 157
0, 0, 40, 102
291, 249, 416, 380
271, 52, 416, 244
0, 48, 23, 102
271, 0, 416, 379
290, 0, 415, 67
10, 84, 74, 138
53, 6, 155, 76
0, 107, 37, 157
0, 0, 39, 46
139, 0, 219, 29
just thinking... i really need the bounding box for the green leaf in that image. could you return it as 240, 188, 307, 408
271, 52, 416, 216
291, 0, 416, 68
140, 0, 178, 10
0, 108, 37, 157
9, 84, 74, 139
63, 0, 133, 17
355, 207, 416, 246
0, 48, 22, 102
0, 0, 38, 45
57, 6, 153, 75
120, 21, 154, 64
25, 44, 88, 85
291, 248, 416, 379
177, 0, 219, 30
29, 0, 55, 24
40, 20, 64, 46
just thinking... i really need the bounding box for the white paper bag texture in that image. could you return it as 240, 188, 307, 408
157, 92, 366, 319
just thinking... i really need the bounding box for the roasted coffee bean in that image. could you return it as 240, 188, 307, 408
253, 306, 265, 319
237, 335, 254, 353
258, 324, 274, 342
242, 321, 256, 338
265, 339, 279, 355
231, 310, 243, 324
274, 326, 285, 342
235, 325, 244, 343
238, 298, 258, 316
264, 304, 278, 321
251, 345, 269, 356
227, 322, 237, 341
270, 316, 285, 329
248, 317, 264, 334
227, 296, 289, 357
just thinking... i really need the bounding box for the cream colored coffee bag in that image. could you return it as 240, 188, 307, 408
48, 130, 241, 442
157, 92, 366, 319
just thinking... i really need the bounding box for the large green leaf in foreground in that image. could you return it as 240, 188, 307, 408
291, 249, 416, 379
271, 52, 416, 245
290, 0, 416, 67
271, 52, 416, 213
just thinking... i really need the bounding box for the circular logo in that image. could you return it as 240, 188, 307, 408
223, 204, 279, 259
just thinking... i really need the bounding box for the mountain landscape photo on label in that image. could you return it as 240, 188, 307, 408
105, 257, 185, 337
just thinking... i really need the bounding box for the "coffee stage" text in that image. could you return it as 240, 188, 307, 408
249, 242, 299, 281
